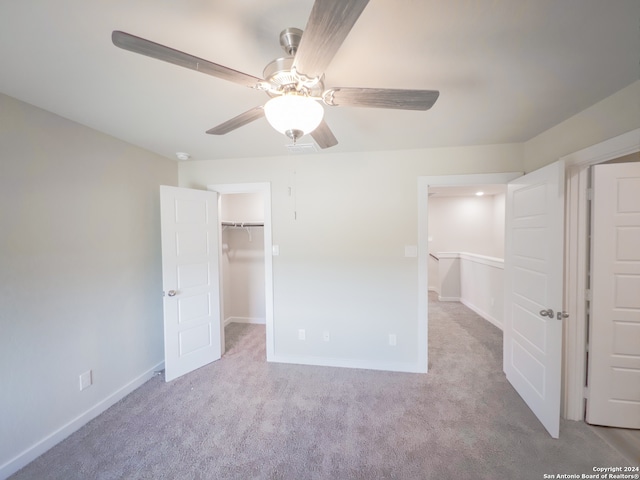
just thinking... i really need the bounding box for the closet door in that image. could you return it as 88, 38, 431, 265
586, 162, 640, 427
160, 186, 222, 382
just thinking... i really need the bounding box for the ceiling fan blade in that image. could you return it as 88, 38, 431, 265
206, 106, 265, 135
310, 120, 338, 149
323, 87, 440, 111
112, 31, 264, 89
292, 0, 369, 80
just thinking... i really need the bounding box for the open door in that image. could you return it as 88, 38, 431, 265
504, 161, 565, 438
160, 186, 222, 382
586, 162, 640, 428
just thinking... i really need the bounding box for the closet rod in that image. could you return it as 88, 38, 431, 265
221, 221, 264, 227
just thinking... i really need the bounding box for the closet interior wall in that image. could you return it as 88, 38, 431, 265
220, 193, 266, 325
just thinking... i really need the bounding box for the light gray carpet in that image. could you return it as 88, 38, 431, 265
11, 295, 633, 479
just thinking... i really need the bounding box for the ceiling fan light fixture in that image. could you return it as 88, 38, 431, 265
264, 94, 324, 142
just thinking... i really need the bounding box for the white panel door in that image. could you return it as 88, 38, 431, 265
504, 161, 564, 438
586, 162, 640, 428
160, 186, 222, 382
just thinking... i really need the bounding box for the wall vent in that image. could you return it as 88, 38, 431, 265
285, 143, 317, 154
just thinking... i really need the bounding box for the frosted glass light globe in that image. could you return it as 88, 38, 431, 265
264, 94, 324, 141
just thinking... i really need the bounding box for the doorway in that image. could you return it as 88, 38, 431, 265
220, 192, 265, 327
561, 128, 640, 421
207, 183, 275, 361
417, 172, 522, 371
427, 184, 506, 329
585, 159, 640, 428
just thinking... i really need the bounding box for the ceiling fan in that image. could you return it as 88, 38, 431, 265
112, 0, 439, 149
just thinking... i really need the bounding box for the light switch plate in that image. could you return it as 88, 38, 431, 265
79, 370, 92, 391
272, 245, 280, 256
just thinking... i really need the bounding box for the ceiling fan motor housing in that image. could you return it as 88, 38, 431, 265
263, 28, 325, 98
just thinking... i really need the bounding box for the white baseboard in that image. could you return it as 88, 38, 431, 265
269, 354, 426, 374
460, 298, 503, 330
0, 361, 164, 480
438, 296, 460, 302
225, 316, 265, 326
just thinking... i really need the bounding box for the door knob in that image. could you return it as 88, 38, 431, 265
539, 308, 554, 318
167, 290, 177, 297
556, 311, 569, 320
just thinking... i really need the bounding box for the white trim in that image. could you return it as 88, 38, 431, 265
460, 298, 502, 330
207, 182, 275, 362
269, 355, 423, 374
561, 128, 640, 421
435, 252, 460, 259
458, 253, 504, 330
225, 316, 266, 325
459, 252, 504, 269
433, 252, 505, 326
562, 129, 640, 168
417, 172, 522, 373
438, 296, 460, 302
0, 362, 164, 480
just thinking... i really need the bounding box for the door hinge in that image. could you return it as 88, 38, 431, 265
585, 289, 592, 301
586, 188, 593, 201
583, 386, 589, 399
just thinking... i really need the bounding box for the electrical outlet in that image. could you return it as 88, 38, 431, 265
323, 331, 330, 342
79, 370, 92, 391
389, 334, 397, 347
298, 329, 306, 341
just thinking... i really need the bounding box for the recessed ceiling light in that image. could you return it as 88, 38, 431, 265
476, 191, 484, 196
176, 152, 190, 161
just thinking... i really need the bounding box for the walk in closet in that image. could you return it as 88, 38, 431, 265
220, 192, 266, 325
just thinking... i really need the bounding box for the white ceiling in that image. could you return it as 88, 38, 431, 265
1, 0, 638, 162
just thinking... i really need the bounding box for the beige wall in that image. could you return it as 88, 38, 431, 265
492, 193, 506, 255
524, 80, 640, 172
427, 193, 505, 292
0, 93, 177, 475
428, 194, 505, 258
179, 144, 522, 370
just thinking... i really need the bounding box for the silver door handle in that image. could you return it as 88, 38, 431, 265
167, 290, 177, 297
539, 308, 554, 318
557, 311, 569, 320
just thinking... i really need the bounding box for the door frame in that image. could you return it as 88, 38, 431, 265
561, 128, 640, 420
417, 129, 640, 419
207, 182, 275, 361
417, 172, 523, 371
